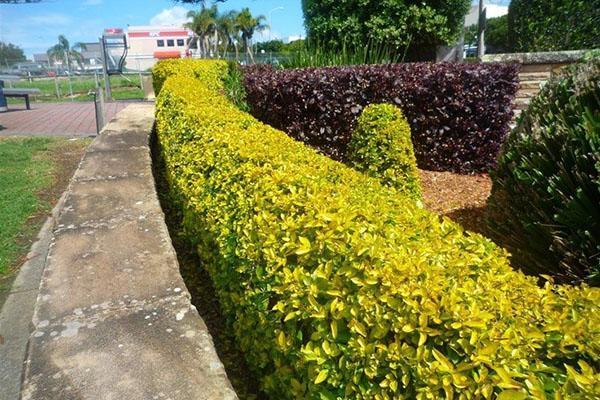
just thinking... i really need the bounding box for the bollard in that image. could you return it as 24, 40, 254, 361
0, 80, 7, 113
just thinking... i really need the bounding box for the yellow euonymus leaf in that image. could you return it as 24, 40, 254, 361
496, 390, 527, 400
353, 321, 368, 337
330, 321, 338, 339
284, 312, 297, 322
296, 236, 312, 255
277, 331, 286, 348
432, 349, 454, 372
315, 369, 329, 384
565, 364, 593, 386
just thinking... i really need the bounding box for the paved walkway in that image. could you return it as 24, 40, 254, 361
0, 104, 236, 400
0, 102, 129, 136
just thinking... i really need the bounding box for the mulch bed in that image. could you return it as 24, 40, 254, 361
419, 169, 492, 235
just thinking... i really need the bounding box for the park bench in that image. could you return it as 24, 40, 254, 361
1, 88, 41, 110
0, 75, 41, 111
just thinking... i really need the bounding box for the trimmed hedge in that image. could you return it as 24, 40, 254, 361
348, 104, 421, 201
152, 58, 228, 95
508, 0, 600, 52
242, 63, 520, 173
154, 60, 600, 399
488, 59, 600, 285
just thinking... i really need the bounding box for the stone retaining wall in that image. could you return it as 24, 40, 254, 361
484, 50, 590, 119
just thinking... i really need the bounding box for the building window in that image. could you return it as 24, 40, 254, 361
177, 39, 185, 46
167, 39, 175, 47
157, 40, 165, 47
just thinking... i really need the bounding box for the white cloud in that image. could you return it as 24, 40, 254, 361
26, 13, 72, 27
150, 6, 191, 27
486, 4, 509, 18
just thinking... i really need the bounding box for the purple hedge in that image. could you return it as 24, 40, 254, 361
242, 63, 520, 173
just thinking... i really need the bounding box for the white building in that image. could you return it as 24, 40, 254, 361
125, 25, 194, 70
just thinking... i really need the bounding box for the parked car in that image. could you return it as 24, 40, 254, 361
464, 45, 478, 58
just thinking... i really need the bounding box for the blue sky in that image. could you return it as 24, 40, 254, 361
0, 0, 304, 58
0, 0, 508, 59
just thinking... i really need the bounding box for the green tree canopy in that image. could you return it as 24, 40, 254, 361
302, 0, 471, 60
256, 40, 285, 53
465, 15, 510, 54
0, 41, 26, 64
508, 0, 600, 52
235, 7, 268, 62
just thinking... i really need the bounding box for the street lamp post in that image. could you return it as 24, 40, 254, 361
477, 0, 486, 60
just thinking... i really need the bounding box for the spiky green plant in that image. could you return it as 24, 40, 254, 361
488, 58, 600, 285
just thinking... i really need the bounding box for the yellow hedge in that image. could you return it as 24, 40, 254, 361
348, 104, 422, 201
154, 60, 600, 400
151, 58, 228, 94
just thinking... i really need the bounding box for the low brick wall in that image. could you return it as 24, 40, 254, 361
483, 49, 589, 74
484, 50, 590, 119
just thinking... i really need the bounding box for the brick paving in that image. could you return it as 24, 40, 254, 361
0, 102, 133, 136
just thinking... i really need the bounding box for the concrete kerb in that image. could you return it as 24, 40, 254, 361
2, 104, 237, 400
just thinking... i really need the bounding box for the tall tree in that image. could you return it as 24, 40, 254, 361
0, 41, 26, 65
185, 5, 218, 57
217, 10, 241, 58
508, 0, 600, 52
46, 35, 86, 70
235, 7, 268, 62
302, 0, 471, 61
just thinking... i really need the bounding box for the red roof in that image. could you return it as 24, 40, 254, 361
154, 51, 182, 59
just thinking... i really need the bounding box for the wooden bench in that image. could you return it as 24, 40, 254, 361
2, 88, 41, 110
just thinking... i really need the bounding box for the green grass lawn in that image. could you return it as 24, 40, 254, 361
0, 137, 88, 278
11, 74, 145, 102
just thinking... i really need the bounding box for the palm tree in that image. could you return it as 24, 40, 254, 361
217, 10, 240, 59
185, 5, 218, 57
70, 42, 87, 69
46, 35, 86, 70
235, 8, 268, 63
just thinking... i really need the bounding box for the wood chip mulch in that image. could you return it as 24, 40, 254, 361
418, 169, 492, 235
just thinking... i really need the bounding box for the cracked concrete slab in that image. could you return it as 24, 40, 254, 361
56, 176, 159, 228
73, 148, 151, 181
33, 217, 185, 324
16, 103, 238, 400
86, 131, 148, 152
23, 294, 235, 400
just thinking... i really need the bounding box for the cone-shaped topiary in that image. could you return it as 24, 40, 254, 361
488, 58, 600, 285
348, 104, 421, 201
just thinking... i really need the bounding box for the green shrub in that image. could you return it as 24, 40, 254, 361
348, 104, 421, 201
488, 59, 600, 286
301, 0, 471, 60
508, 0, 600, 52
154, 59, 600, 399
222, 61, 250, 112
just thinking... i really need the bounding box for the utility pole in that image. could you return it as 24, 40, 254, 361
64, 49, 73, 100
100, 36, 111, 101
477, 0, 486, 60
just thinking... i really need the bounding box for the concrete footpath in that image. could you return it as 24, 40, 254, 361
0, 104, 237, 400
